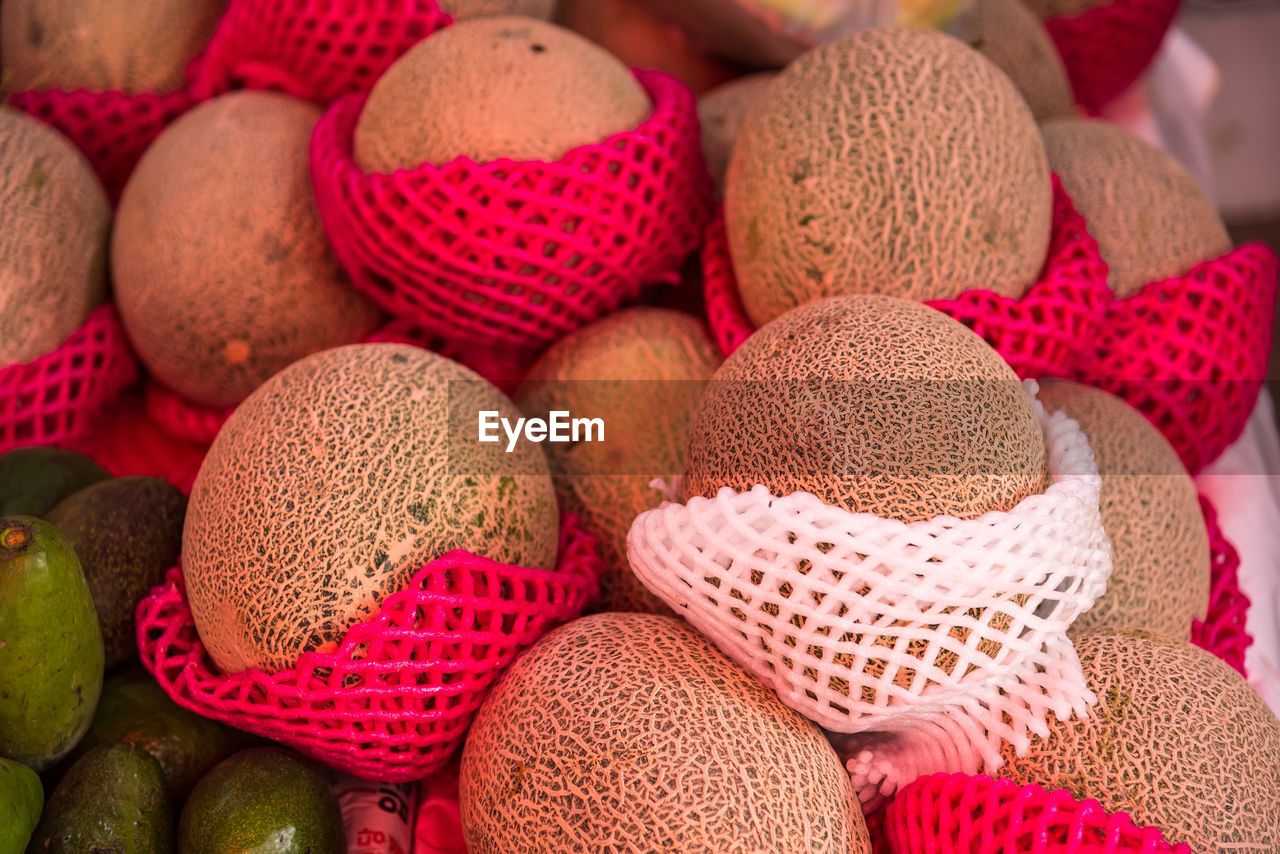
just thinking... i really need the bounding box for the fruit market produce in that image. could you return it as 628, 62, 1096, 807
725, 27, 1052, 326
1042, 117, 1233, 297
460, 612, 872, 853
437, 0, 557, 19
112, 91, 379, 409
965, 0, 1075, 121
697, 72, 777, 194
182, 343, 559, 673
0, 517, 103, 772
1036, 380, 1209, 640
516, 307, 721, 613
0, 107, 110, 367
0, 447, 109, 517
0, 757, 42, 854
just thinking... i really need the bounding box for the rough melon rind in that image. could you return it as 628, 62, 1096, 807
967, 0, 1076, 121
0, 107, 109, 366
998, 631, 1280, 852
725, 26, 1051, 327
698, 72, 777, 197
1037, 380, 1209, 639
182, 343, 559, 674
460, 612, 871, 854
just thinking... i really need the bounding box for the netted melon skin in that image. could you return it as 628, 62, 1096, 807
682, 295, 1048, 523
968, 0, 1076, 121
725, 27, 1051, 327
1037, 381, 1209, 640
460, 612, 870, 854
698, 73, 777, 197
182, 343, 559, 674
997, 632, 1280, 852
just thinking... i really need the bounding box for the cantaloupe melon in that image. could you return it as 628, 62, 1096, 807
1041, 118, 1232, 297
516, 308, 721, 614
965, 0, 1075, 121
353, 16, 652, 172
0, 107, 109, 365
460, 612, 871, 854
1, 0, 224, 94
112, 91, 379, 407
1037, 380, 1208, 639
683, 295, 1048, 522
555, 0, 740, 96
438, 0, 555, 20
998, 631, 1280, 851
698, 72, 777, 196
725, 27, 1051, 327
182, 343, 560, 674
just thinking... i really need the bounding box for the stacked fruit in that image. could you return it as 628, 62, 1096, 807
0, 2, 1277, 853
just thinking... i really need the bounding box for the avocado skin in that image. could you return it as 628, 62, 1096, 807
0, 448, 110, 518
45, 476, 186, 668
0, 757, 42, 854
0, 516, 104, 771
25, 741, 173, 854
178, 748, 345, 854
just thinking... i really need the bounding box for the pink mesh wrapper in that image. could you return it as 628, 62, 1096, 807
145, 383, 234, 447
1191, 494, 1251, 677
885, 773, 1197, 853
0, 304, 139, 454
187, 0, 454, 103
311, 70, 714, 360
1046, 0, 1181, 114
414, 760, 468, 854
6, 88, 197, 205
135, 516, 603, 782
1081, 243, 1278, 475
701, 177, 1111, 378
68, 392, 207, 495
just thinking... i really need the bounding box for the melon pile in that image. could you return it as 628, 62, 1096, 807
2, 4, 1276, 854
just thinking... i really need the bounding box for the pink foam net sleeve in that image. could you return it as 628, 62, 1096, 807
627, 384, 1112, 807
885, 773, 1198, 853
1081, 243, 1278, 475
0, 304, 139, 454
310, 69, 714, 361
701, 177, 1112, 379
135, 515, 603, 782
1046, 0, 1181, 115
1191, 494, 1251, 676
68, 391, 208, 495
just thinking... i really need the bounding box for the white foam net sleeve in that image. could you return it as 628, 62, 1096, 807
627, 386, 1112, 805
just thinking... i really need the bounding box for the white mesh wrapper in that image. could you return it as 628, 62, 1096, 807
627, 390, 1111, 807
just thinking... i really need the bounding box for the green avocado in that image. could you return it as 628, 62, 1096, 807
178, 748, 344, 854
0, 757, 42, 854
45, 477, 187, 669
0, 448, 110, 518
72, 666, 243, 802
0, 516, 104, 771
26, 742, 173, 854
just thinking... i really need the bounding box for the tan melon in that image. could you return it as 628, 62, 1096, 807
683, 295, 1047, 522
725, 27, 1051, 327
182, 343, 559, 674
438, 0, 555, 20
0, 107, 109, 365
1, 0, 223, 94
698, 72, 777, 196
998, 631, 1280, 851
1041, 118, 1232, 297
112, 91, 379, 407
460, 612, 870, 854
516, 308, 722, 614
555, 0, 740, 96
1036, 380, 1208, 639
965, 0, 1076, 121
353, 16, 652, 171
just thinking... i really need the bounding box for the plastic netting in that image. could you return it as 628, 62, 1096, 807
628, 387, 1111, 806
701, 177, 1111, 379
1080, 243, 1278, 475
1045, 0, 1181, 114
5, 88, 197, 204
0, 304, 139, 454
145, 383, 234, 446
311, 69, 714, 360
1191, 494, 1251, 677
885, 773, 1197, 853
187, 0, 454, 103
136, 515, 602, 782
68, 392, 207, 495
